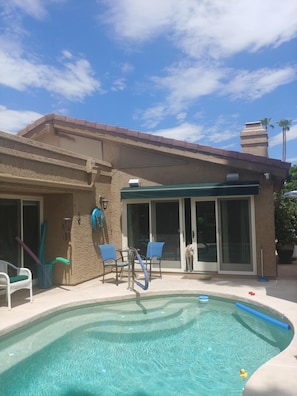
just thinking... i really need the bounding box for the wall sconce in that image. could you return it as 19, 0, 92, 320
129, 178, 141, 187
99, 196, 109, 210
264, 172, 270, 180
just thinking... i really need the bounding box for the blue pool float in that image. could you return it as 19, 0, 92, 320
91, 207, 105, 230
236, 302, 290, 330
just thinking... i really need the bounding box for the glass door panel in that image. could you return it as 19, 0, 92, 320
23, 201, 40, 278
127, 203, 149, 257
154, 201, 180, 269
193, 200, 218, 272
219, 198, 252, 272
0, 198, 41, 276
0, 199, 20, 265
126, 201, 181, 270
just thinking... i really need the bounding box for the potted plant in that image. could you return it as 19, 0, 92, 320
274, 165, 297, 264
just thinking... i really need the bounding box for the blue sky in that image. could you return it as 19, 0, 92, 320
0, 0, 296, 164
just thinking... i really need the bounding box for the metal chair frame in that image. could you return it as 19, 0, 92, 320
98, 244, 129, 285
142, 242, 165, 281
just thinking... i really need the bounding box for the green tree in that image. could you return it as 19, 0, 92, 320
275, 165, 297, 262
284, 164, 297, 192
277, 119, 292, 162
260, 117, 274, 131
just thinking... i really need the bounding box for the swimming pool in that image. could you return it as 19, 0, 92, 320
0, 294, 293, 395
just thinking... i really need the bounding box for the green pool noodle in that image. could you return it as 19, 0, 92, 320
51, 257, 71, 265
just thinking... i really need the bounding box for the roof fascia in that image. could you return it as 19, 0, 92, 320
17, 114, 291, 177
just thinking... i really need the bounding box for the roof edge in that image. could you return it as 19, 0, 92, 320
17, 113, 291, 171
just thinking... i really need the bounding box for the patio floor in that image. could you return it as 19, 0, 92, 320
1, 260, 297, 395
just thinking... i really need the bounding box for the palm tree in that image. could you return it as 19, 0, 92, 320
277, 119, 292, 162
260, 118, 274, 131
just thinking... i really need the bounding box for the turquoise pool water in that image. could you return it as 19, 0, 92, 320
0, 295, 293, 396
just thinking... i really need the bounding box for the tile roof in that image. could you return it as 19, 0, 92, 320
18, 113, 291, 172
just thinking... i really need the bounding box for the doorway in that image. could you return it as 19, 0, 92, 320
126, 200, 181, 269
125, 196, 255, 274
0, 197, 41, 277
192, 200, 218, 272
191, 197, 254, 273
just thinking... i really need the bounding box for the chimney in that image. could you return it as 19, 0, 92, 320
240, 121, 268, 157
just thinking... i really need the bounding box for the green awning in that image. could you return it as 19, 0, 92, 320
121, 181, 259, 199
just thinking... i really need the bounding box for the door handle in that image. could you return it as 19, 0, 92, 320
192, 230, 195, 239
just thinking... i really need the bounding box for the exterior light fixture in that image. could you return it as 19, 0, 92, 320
99, 196, 109, 210
129, 178, 141, 187
226, 173, 239, 182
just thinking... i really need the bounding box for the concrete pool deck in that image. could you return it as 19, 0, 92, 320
1, 263, 297, 396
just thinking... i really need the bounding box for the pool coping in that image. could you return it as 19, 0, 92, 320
1, 274, 297, 395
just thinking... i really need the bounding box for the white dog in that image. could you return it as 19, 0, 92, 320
185, 244, 194, 272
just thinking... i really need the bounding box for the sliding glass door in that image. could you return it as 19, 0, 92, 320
0, 197, 41, 277
192, 197, 254, 273
0, 199, 20, 265
126, 196, 255, 274
127, 200, 181, 269
154, 201, 180, 269
23, 200, 40, 277
192, 200, 218, 271
127, 203, 149, 257
219, 198, 253, 272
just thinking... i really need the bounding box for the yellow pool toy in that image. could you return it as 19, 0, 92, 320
240, 368, 248, 378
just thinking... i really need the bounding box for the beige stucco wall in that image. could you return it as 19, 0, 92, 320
0, 131, 113, 285
37, 177, 113, 286
254, 181, 277, 277
1, 126, 283, 283
37, 132, 103, 160
103, 142, 278, 277
44, 191, 103, 286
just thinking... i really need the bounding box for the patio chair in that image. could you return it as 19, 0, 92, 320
98, 244, 129, 285
0, 260, 33, 310
142, 242, 165, 281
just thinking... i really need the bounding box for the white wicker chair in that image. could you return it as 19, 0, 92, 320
0, 260, 33, 310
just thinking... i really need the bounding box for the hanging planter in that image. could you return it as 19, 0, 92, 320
91, 207, 105, 230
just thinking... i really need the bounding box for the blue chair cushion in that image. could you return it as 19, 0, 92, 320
9, 275, 28, 283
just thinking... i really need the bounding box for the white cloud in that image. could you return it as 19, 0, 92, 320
152, 63, 296, 106
225, 67, 297, 100
46, 59, 102, 101
0, 105, 42, 133
176, 112, 187, 123
0, 2, 101, 102
120, 62, 134, 74
152, 62, 225, 105
149, 116, 240, 147
102, 0, 297, 59
204, 116, 241, 145
111, 78, 126, 92
61, 50, 73, 60
137, 62, 224, 126
10, 0, 47, 19
0, 51, 101, 101
101, 0, 297, 130
150, 122, 204, 142
4, 0, 63, 20
136, 104, 168, 129
101, 0, 177, 42
139, 63, 296, 127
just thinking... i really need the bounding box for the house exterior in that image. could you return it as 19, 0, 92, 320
0, 114, 291, 285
